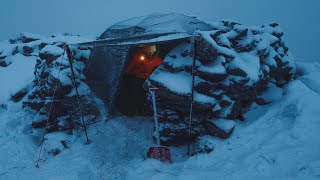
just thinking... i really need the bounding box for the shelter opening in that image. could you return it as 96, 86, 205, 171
117, 45, 163, 116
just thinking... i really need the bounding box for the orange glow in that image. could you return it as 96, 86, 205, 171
140, 55, 145, 61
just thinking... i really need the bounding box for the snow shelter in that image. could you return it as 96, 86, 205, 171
82, 14, 213, 116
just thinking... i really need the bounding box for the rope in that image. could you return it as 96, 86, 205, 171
36, 49, 66, 168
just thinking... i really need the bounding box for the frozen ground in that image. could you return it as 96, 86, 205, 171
0, 53, 320, 179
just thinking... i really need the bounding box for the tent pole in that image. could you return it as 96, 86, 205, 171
35, 49, 66, 168
64, 45, 90, 144
188, 36, 198, 156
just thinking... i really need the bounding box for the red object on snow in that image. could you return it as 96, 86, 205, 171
147, 86, 171, 163
147, 146, 171, 163
148, 87, 159, 92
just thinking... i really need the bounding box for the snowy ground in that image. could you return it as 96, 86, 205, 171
1, 54, 320, 179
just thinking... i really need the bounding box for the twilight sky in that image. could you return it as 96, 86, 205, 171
0, 0, 319, 61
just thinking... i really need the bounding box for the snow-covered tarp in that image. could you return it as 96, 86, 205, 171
85, 13, 213, 114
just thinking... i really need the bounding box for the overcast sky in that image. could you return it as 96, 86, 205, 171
0, 0, 319, 61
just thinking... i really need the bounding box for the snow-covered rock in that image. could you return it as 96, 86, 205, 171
0, 33, 100, 134
204, 118, 236, 139
145, 20, 296, 146
39, 45, 64, 63
26, 42, 100, 132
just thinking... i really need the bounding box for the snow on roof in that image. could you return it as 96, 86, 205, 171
102, 13, 213, 39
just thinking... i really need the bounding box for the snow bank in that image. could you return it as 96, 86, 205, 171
0, 44, 317, 180
126, 62, 320, 179
0, 54, 36, 104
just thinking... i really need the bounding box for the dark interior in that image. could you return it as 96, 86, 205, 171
116, 41, 183, 116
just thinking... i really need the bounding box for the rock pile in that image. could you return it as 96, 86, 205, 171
2, 33, 100, 133
145, 21, 296, 147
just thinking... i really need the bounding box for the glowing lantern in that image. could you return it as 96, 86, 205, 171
140, 55, 145, 61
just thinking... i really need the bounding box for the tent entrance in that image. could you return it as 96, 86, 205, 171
116, 43, 179, 116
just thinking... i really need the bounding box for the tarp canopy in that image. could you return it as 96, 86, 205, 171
100, 13, 213, 39
83, 14, 214, 117
72, 32, 192, 47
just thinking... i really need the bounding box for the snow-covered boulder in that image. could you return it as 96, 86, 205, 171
39, 45, 64, 63
204, 119, 236, 139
